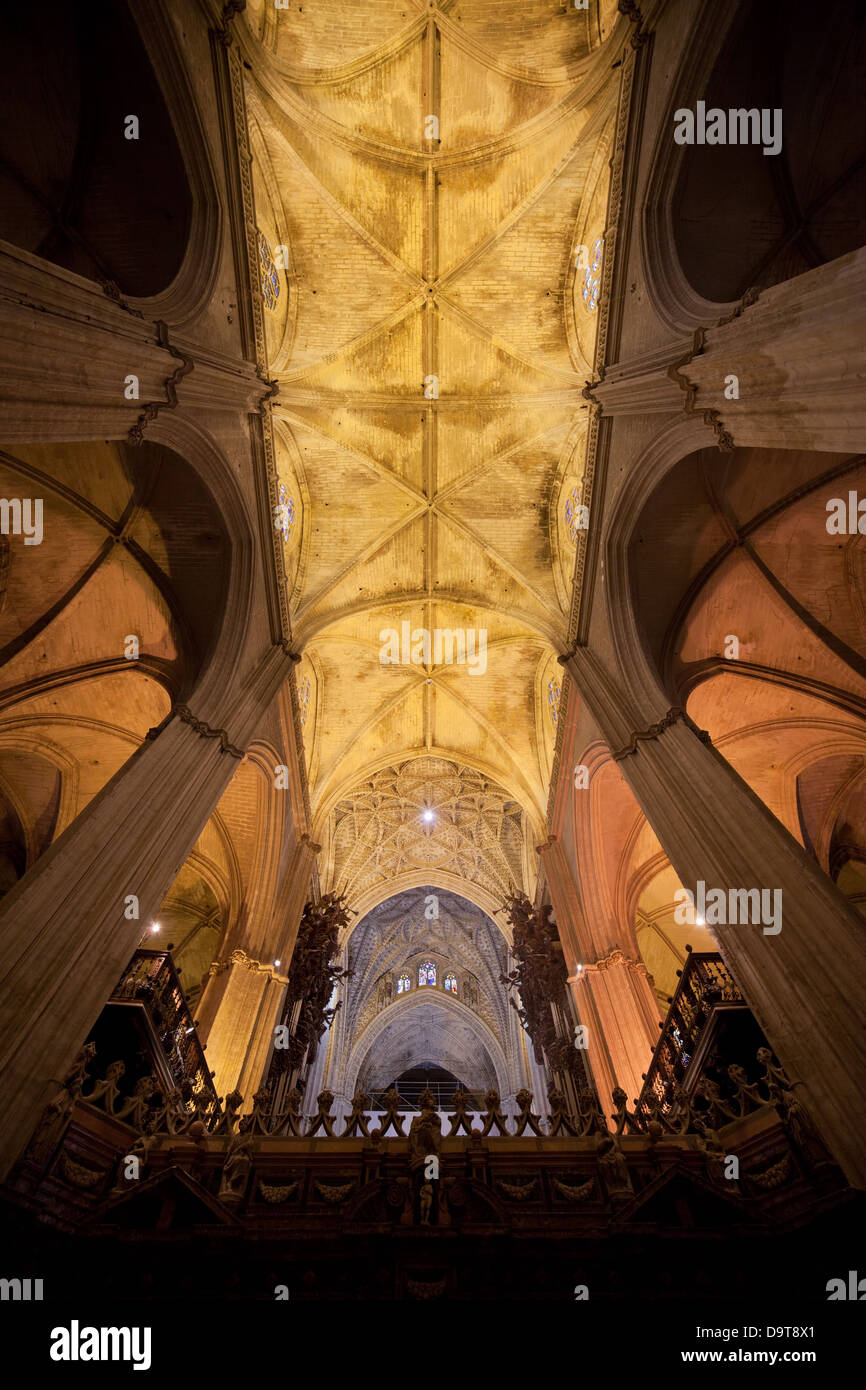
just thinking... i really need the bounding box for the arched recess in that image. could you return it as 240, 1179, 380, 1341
0, 0, 193, 300
617, 436, 866, 916
0, 437, 233, 704
0, 423, 256, 880
143, 413, 258, 721
672, 0, 866, 306
347, 991, 509, 1100
568, 737, 712, 993
341, 870, 508, 936
642, 0, 866, 332
627, 855, 717, 1006
0, 743, 67, 870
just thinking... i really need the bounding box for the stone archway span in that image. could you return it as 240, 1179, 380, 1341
345, 988, 510, 1101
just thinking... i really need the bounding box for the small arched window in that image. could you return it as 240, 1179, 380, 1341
258, 231, 281, 311
548, 678, 561, 726
582, 237, 603, 312
298, 677, 311, 729
418, 961, 436, 987
275, 481, 295, 541
565, 484, 584, 545
397, 973, 411, 995
444, 972, 457, 994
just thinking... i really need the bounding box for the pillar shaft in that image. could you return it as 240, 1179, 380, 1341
539, 835, 658, 1116
198, 832, 319, 1103
0, 643, 294, 1178
0, 714, 239, 1177
565, 648, 866, 1188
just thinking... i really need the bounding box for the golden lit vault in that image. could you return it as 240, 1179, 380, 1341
239, 0, 619, 900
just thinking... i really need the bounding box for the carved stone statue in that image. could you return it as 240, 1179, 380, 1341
419, 1181, 433, 1226
25, 1042, 97, 1164
408, 1089, 442, 1169
218, 1132, 254, 1201
596, 1134, 633, 1198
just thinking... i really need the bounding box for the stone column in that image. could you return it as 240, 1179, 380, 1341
198, 832, 320, 1103
0, 247, 268, 443
198, 951, 287, 1104
538, 835, 658, 1115
564, 647, 866, 1188
0, 646, 295, 1179
594, 250, 866, 454
272, 833, 320, 968
682, 249, 866, 454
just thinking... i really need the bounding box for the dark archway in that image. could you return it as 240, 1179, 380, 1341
0, 0, 192, 296
672, 0, 866, 302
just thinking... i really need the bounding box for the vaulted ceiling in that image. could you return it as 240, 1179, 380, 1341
239, 0, 620, 901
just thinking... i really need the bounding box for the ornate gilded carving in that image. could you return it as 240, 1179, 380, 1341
259, 1179, 299, 1204
497, 1177, 538, 1200
314, 1179, 355, 1204
501, 892, 564, 1063
268, 892, 349, 1084
218, 1131, 254, 1201
552, 1175, 594, 1202
25, 1042, 97, 1165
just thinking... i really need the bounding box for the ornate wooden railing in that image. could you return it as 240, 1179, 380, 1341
635, 949, 745, 1119
109, 949, 221, 1119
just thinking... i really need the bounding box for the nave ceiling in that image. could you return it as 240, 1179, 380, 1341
239, 0, 620, 896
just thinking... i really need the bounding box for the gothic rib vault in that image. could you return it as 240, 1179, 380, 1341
238, 0, 620, 903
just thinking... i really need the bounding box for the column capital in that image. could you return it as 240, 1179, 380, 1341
209, 949, 288, 985
581, 948, 650, 977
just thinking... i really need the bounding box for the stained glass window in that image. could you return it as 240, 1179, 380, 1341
258, 231, 281, 311
444, 972, 457, 994
581, 237, 603, 312
418, 961, 436, 987
298, 677, 311, 729
565, 484, 584, 545
274, 481, 295, 540
397, 973, 411, 995
548, 678, 561, 726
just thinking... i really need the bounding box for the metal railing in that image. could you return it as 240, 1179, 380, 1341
368, 1083, 486, 1112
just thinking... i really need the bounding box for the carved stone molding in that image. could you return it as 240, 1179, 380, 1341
566, 39, 638, 652
128, 320, 194, 446
666, 328, 735, 452
617, 0, 648, 49
610, 705, 712, 763
583, 947, 649, 977
715, 285, 761, 327
174, 704, 245, 760
209, 948, 288, 982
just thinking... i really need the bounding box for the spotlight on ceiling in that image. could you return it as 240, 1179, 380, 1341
274, 959, 281, 968
151, 922, 161, 933
422, 809, 435, 823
